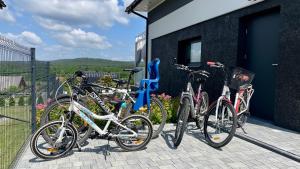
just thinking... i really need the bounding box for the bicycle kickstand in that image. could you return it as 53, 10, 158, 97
104, 139, 111, 160
76, 142, 82, 152
240, 126, 248, 134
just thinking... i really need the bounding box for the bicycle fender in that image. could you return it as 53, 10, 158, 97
179, 92, 196, 119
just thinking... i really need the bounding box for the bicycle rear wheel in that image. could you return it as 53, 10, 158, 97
173, 97, 190, 147
125, 97, 167, 139
115, 115, 153, 151
203, 100, 237, 148
40, 97, 93, 145
30, 121, 77, 159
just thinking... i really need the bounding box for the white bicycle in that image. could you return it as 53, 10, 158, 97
30, 75, 153, 159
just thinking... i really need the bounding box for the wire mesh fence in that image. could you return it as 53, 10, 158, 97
0, 36, 33, 169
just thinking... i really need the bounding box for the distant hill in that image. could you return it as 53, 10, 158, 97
50, 58, 135, 77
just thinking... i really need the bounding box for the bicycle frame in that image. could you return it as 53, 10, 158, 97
69, 100, 138, 138
215, 84, 232, 123
86, 83, 137, 118
180, 81, 205, 119
233, 85, 254, 115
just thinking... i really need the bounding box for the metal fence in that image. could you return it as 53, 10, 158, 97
0, 36, 33, 169
0, 36, 59, 169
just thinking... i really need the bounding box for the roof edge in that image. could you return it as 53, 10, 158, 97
125, 0, 143, 13
0, 0, 6, 9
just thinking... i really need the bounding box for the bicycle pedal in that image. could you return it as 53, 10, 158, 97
90, 131, 100, 139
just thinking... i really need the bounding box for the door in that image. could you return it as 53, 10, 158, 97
242, 9, 280, 121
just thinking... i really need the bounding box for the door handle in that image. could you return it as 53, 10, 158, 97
272, 64, 278, 67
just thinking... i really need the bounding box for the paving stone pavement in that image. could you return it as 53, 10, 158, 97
236, 118, 300, 156
15, 122, 300, 169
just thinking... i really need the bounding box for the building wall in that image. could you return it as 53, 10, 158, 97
147, 0, 265, 58
149, 0, 300, 131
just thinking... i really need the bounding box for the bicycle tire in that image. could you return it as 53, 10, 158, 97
203, 100, 237, 148
173, 97, 190, 147
148, 97, 167, 138
195, 92, 209, 129
30, 121, 77, 160
115, 115, 153, 151
124, 97, 167, 139
40, 97, 93, 145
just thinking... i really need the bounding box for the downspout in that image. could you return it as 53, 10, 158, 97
129, 11, 149, 78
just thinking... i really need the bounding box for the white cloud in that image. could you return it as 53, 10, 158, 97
36, 17, 72, 32
0, 31, 42, 47
54, 28, 111, 49
14, 0, 129, 29
0, 8, 16, 22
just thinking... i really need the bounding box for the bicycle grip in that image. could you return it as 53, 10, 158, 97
207, 61, 215, 66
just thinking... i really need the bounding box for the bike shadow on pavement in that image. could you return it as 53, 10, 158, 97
161, 123, 223, 151
160, 130, 176, 149
185, 123, 223, 151
29, 151, 75, 163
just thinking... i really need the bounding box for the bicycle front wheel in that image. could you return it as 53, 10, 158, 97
203, 100, 237, 148
30, 121, 77, 159
173, 97, 190, 147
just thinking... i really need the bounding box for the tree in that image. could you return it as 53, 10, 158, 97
0, 97, 5, 107
9, 97, 15, 106
18, 96, 25, 106
8, 86, 19, 94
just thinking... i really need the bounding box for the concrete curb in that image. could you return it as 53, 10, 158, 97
235, 132, 300, 163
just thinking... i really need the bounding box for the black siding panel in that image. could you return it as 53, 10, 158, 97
150, 0, 300, 131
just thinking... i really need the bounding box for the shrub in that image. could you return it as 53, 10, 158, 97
100, 75, 113, 87
9, 97, 15, 106
28, 95, 32, 105
0, 97, 5, 107
36, 103, 46, 127
37, 96, 44, 104
148, 93, 181, 124
18, 96, 25, 106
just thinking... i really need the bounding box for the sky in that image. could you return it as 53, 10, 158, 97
0, 0, 146, 61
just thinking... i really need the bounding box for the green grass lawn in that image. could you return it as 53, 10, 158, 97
0, 106, 31, 169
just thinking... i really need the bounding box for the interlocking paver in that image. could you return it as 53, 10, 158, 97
14, 122, 300, 169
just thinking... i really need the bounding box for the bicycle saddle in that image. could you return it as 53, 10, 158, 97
123, 68, 143, 74
239, 84, 252, 89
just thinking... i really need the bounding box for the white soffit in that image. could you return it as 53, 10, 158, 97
148, 0, 265, 40
134, 0, 165, 12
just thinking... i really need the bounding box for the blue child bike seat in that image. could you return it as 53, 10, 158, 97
133, 58, 160, 111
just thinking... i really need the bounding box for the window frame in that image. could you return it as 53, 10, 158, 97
177, 37, 202, 67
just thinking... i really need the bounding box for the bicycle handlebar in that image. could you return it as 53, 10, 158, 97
207, 61, 224, 68
175, 64, 210, 77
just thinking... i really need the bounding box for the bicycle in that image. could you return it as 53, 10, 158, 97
173, 64, 210, 147
40, 59, 166, 144
230, 67, 255, 129
30, 74, 153, 159
203, 61, 238, 148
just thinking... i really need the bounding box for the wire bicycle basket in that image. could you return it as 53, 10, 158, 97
229, 67, 255, 90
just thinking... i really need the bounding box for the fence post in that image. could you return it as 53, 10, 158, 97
46, 62, 50, 99
31, 48, 36, 133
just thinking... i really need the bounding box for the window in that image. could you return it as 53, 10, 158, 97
178, 37, 202, 66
